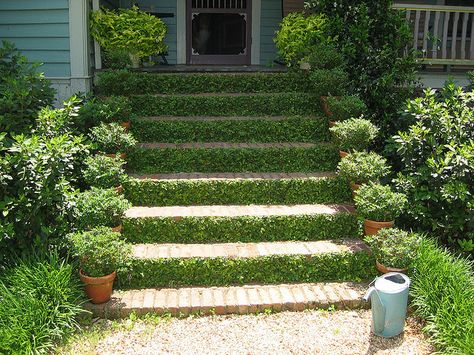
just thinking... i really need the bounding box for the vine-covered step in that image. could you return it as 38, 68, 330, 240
126, 142, 339, 174
117, 239, 375, 289
122, 204, 360, 244
127, 93, 318, 117
96, 71, 313, 95
130, 116, 330, 143
123, 172, 351, 206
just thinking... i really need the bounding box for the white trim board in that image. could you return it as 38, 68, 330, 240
251, 0, 261, 65
177, 0, 186, 64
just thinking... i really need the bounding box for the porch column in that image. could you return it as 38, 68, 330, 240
177, 0, 186, 64
251, 0, 261, 65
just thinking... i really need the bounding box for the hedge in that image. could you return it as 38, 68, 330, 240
130, 116, 330, 143
123, 176, 352, 206
127, 93, 318, 117
96, 70, 313, 95
127, 144, 339, 174
122, 213, 360, 244
117, 251, 375, 289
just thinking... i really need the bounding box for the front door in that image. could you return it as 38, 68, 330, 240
187, 0, 251, 65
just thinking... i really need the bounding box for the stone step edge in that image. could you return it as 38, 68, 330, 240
148, 92, 311, 97
136, 115, 321, 122
132, 239, 368, 260
84, 282, 369, 319
124, 204, 355, 219
137, 142, 326, 150
129, 172, 337, 181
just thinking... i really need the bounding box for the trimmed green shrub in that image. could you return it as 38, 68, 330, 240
119, 250, 375, 288
123, 212, 360, 244
330, 117, 379, 152
34, 96, 82, 137
309, 68, 349, 97
337, 151, 390, 184
354, 182, 407, 222
128, 93, 318, 117
89, 122, 137, 154
124, 176, 351, 206
68, 227, 132, 277
0, 41, 55, 134
83, 155, 126, 189
365, 228, 421, 269
326, 96, 367, 122
0, 252, 84, 354
393, 84, 474, 253
102, 49, 132, 69
411, 238, 474, 353
127, 144, 339, 174
274, 13, 330, 66
96, 71, 313, 95
131, 116, 330, 143
305, 42, 344, 70
73, 188, 131, 229
77, 96, 132, 132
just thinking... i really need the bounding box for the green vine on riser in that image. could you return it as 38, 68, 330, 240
122, 213, 360, 244
123, 177, 352, 206
117, 252, 376, 289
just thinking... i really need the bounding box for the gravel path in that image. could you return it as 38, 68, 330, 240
63, 310, 433, 354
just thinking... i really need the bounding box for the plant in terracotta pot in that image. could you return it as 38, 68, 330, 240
83, 154, 127, 191
330, 117, 378, 157
364, 228, 422, 274
354, 182, 407, 236
68, 227, 132, 304
337, 151, 390, 195
73, 188, 131, 232
77, 96, 133, 132
89, 122, 137, 159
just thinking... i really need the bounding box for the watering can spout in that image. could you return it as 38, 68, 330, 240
363, 286, 375, 302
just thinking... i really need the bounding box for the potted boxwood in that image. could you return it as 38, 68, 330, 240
354, 182, 407, 236
364, 228, 422, 274
337, 151, 390, 195
89, 122, 137, 159
83, 154, 127, 193
330, 117, 378, 158
77, 97, 133, 132
69, 227, 132, 304
74, 187, 131, 232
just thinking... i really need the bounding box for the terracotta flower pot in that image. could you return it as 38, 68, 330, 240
120, 121, 131, 132
364, 219, 394, 236
320, 96, 332, 117
350, 182, 361, 198
376, 261, 407, 274
339, 150, 349, 159
115, 185, 124, 194
80, 270, 116, 304
105, 153, 127, 160
111, 224, 123, 233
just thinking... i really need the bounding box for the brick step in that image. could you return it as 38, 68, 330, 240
85, 282, 369, 319
117, 239, 374, 289
130, 116, 329, 143
122, 204, 359, 244
130, 172, 336, 180
127, 141, 338, 174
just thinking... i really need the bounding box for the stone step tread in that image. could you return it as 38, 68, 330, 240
84, 282, 369, 318
137, 142, 323, 149
132, 239, 368, 259
130, 172, 336, 181
125, 204, 355, 218
150, 92, 308, 97
138, 115, 320, 122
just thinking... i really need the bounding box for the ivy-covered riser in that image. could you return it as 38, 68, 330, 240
123, 176, 352, 206
127, 144, 339, 174
131, 116, 330, 143
127, 93, 318, 117
123, 213, 360, 244
117, 252, 376, 289
96, 71, 313, 95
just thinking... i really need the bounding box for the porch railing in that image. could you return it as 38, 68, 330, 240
393, 3, 474, 65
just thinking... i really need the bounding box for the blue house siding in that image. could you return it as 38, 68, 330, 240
260, 0, 281, 65
0, 0, 71, 77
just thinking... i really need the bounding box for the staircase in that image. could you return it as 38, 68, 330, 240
88, 72, 375, 318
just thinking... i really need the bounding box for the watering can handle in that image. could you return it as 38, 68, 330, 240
362, 286, 386, 335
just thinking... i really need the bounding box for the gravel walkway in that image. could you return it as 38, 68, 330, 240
63, 310, 433, 354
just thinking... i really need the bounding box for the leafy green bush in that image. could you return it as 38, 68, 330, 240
393, 84, 474, 253
89, 122, 137, 154
90, 6, 167, 59
0, 252, 84, 354
83, 155, 126, 189
330, 117, 379, 152
68, 227, 131, 277
0, 41, 55, 134
305, 42, 344, 70
411, 238, 474, 353
34, 96, 82, 137
354, 182, 407, 221
337, 151, 389, 184
73, 188, 131, 229
326, 95, 367, 122
365, 228, 421, 269
102, 49, 132, 69
274, 13, 330, 65
308, 68, 348, 97
76, 96, 132, 131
